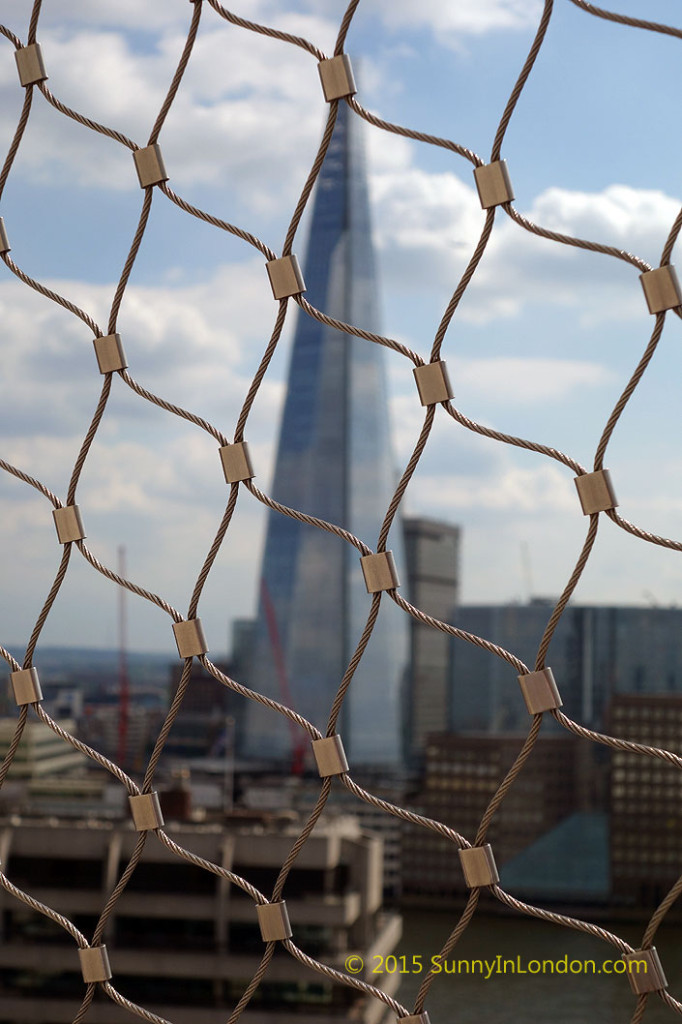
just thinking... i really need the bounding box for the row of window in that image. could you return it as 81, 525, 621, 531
4, 858, 349, 897
0, 970, 345, 1009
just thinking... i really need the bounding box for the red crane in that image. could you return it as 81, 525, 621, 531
117, 545, 130, 768
260, 577, 306, 774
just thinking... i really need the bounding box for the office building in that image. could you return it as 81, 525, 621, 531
451, 604, 682, 735
0, 717, 84, 779
402, 732, 579, 898
245, 102, 407, 766
0, 812, 401, 1024
165, 659, 244, 761
609, 693, 682, 911
402, 517, 460, 762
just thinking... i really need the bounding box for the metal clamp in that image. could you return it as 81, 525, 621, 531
0, 218, 10, 255
266, 255, 306, 300
312, 735, 348, 777
133, 144, 169, 188
93, 333, 127, 374
79, 945, 112, 983
129, 792, 164, 831
413, 361, 454, 406
360, 551, 400, 593
517, 667, 562, 715
458, 844, 499, 887
52, 505, 86, 544
473, 160, 514, 209
574, 469, 618, 515
172, 619, 208, 659
398, 1015, 431, 1024
10, 667, 43, 706
15, 44, 47, 87
256, 901, 292, 942
623, 948, 667, 995
219, 441, 255, 484
318, 55, 357, 101
640, 266, 682, 314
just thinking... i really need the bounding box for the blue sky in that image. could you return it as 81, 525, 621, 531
2, 0, 682, 655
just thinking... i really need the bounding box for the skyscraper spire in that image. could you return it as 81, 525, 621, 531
245, 102, 407, 766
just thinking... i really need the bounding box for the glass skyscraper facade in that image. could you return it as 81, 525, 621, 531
451, 603, 682, 734
244, 103, 407, 766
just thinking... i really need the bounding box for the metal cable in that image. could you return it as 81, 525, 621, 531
341, 773, 470, 850
38, 82, 138, 151
0, 87, 32, 198
1, 0, 682, 1020
159, 182, 276, 259
568, 0, 682, 40
492, 884, 633, 954
119, 369, 228, 444
347, 95, 481, 167
201, 654, 324, 741
207, 0, 325, 61
1, 252, 102, 335
295, 293, 423, 364
445, 401, 586, 475
413, 888, 480, 1013
147, 1, 202, 147
22, 544, 72, 667
283, 938, 411, 1017
491, 0, 554, 162
246, 479, 372, 555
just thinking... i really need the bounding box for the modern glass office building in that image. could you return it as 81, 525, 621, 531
451, 602, 682, 734
244, 103, 407, 766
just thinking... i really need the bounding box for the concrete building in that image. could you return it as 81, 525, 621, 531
79, 704, 161, 773
0, 812, 401, 1024
402, 517, 460, 763
165, 659, 245, 761
402, 732, 579, 898
0, 718, 84, 779
609, 693, 682, 912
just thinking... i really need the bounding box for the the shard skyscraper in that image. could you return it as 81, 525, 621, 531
245, 102, 407, 766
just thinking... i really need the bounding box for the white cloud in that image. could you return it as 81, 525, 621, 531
369, 165, 682, 323
456, 357, 612, 403
372, 165, 481, 287
466, 185, 682, 324
368, 0, 543, 36
0, 248, 294, 652
0, 0, 545, 209
415, 461, 575, 513
0, 18, 330, 201
0, 259, 285, 473
37, 0, 333, 40
38, 0, 195, 32
4, 0, 682, 654
529, 185, 680, 243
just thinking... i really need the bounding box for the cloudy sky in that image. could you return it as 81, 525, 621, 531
2, 0, 682, 656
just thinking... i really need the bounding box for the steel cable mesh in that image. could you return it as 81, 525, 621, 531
1, 0, 682, 1022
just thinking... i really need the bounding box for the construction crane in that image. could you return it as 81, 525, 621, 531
260, 577, 306, 774
117, 545, 130, 768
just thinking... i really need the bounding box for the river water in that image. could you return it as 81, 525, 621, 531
392, 909, 682, 1023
